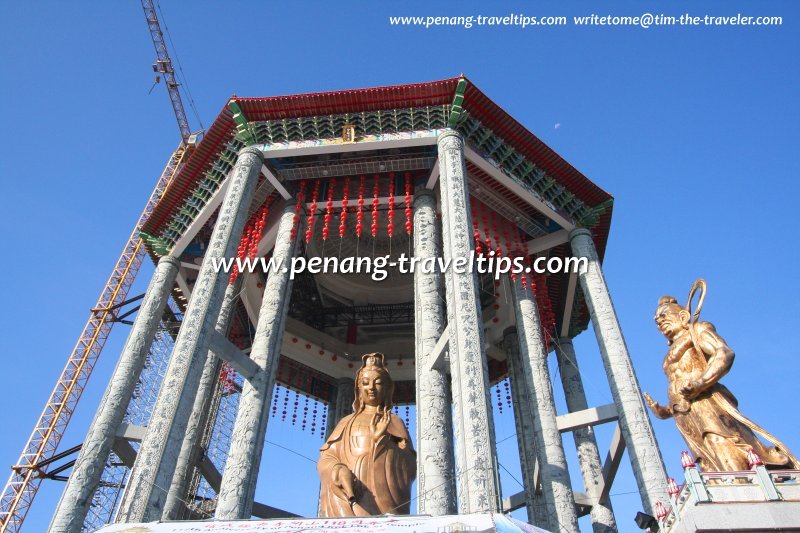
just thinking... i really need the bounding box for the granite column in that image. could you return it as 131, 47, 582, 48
49, 255, 179, 532
413, 189, 456, 515
437, 129, 500, 513
214, 202, 301, 519
569, 228, 669, 516
116, 146, 264, 522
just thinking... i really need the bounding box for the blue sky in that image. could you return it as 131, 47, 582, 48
1, 1, 798, 531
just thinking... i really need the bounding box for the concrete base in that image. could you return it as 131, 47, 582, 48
667, 500, 800, 532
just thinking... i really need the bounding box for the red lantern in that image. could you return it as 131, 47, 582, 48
356, 175, 365, 238
387, 172, 395, 238
291, 180, 307, 242
322, 178, 335, 241
404, 172, 412, 235
339, 176, 350, 239
306, 180, 320, 244
371, 175, 380, 238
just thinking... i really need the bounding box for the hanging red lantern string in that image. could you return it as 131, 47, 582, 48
290, 180, 307, 243
271, 384, 279, 418
310, 400, 318, 435
291, 391, 299, 426
504, 378, 512, 409
371, 174, 380, 238
320, 404, 328, 440
339, 176, 350, 239
496, 382, 504, 414
305, 179, 321, 244
356, 175, 365, 239
387, 172, 395, 239
404, 172, 413, 236
248, 195, 273, 260
230, 195, 273, 285
322, 177, 335, 242
302, 395, 309, 432
470, 197, 483, 255
281, 385, 290, 422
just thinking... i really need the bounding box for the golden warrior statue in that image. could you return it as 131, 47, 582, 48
645, 279, 799, 471
318, 353, 416, 516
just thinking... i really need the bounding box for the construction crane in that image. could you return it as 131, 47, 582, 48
0, 2, 197, 529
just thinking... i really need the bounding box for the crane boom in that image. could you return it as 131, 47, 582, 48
0, 5, 197, 529
0, 145, 189, 531
141, 0, 192, 142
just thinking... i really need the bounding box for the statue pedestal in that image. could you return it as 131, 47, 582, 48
662, 468, 800, 532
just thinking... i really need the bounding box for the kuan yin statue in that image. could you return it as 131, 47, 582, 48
645, 279, 799, 471
317, 353, 416, 517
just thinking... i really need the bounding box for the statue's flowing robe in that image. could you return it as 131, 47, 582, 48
318, 412, 416, 517
667, 322, 798, 471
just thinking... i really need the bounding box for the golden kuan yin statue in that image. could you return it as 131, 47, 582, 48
645, 279, 799, 471
318, 353, 416, 516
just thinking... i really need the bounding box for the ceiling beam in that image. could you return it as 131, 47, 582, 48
261, 164, 291, 200
526, 229, 569, 255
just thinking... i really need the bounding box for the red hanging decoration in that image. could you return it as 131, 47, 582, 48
271, 384, 280, 418
281, 386, 290, 422
371, 175, 380, 238
310, 400, 318, 435
291, 390, 299, 425
504, 378, 512, 409
320, 404, 328, 440
387, 172, 395, 238
339, 176, 350, 239
322, 178, 335, 241
302, 395, 309, 431
404, 172, 412, 236
356, 175, 365, 238
496, 382, 503, 414
305, 179, 320, 244
290, 180, 307, 243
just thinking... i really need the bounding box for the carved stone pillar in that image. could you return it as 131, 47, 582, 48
511, 280, 578, 531
50, 255, 179, 532
215, 202, 300, 519
162, 278, 242, 519
413, 189, 456, 516
556, 337, 617, 532
117, 146, 264, 522
503, 326, 547, 528
569, 227, 669, 516
437, 129, 500, 513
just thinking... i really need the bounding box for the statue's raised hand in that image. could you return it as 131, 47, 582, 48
370, 408, 391, 442
644, 392, 672, 420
